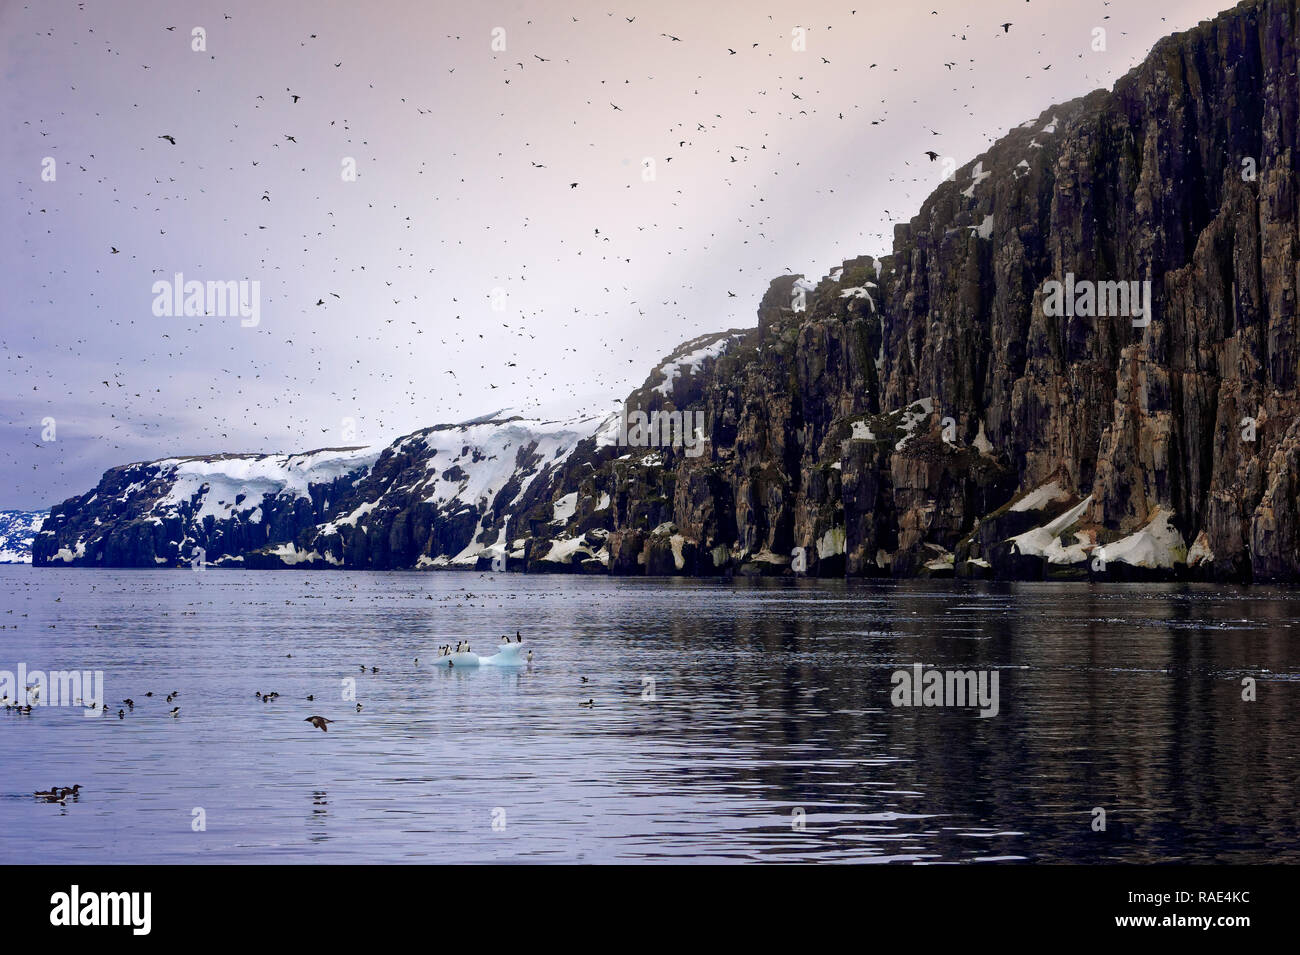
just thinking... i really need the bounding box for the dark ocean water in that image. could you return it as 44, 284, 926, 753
0, 566, 1296, 863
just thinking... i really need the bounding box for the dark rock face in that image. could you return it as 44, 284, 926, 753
34, 0, 1300, 580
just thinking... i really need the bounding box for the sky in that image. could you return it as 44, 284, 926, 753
0, 0, 1234, 509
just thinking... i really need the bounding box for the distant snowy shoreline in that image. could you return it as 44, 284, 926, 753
0, 511, 47, 564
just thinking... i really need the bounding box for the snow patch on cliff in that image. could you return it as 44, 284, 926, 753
961, 161, 992, 198
1096, 508, 1186, 570
1011, 481, 1070, 513
894, 398, 935, 450
551, 492, 578, 525
153, 447, 381, 523
416, 415, 597, 513
652, 333, 741, 396
1009, 496, 1093, 559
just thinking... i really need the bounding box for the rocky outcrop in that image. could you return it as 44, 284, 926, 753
34, 0, 1300, 581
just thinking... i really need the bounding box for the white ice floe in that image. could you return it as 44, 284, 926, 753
433, 641, 530, 668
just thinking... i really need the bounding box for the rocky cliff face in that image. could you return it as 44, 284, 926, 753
34, 0, 1300, 581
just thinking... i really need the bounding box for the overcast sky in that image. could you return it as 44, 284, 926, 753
1, 0, 1231, 508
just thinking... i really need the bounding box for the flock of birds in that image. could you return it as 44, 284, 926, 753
6, 1, 1170, 511
33, 784, 82, 805
431, 631, 533, 666
4, 685, 177, 719
12, 624, 587, 789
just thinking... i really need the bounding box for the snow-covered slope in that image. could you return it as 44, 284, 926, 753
0, 511, 47, 563
33, 412, 617, 570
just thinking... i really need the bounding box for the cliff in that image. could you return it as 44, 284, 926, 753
34, 0, 1300, 581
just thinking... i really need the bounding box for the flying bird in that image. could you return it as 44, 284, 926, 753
305, 716, 333, 732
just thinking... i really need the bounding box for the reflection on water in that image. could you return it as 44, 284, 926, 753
1, 567, 1296, 863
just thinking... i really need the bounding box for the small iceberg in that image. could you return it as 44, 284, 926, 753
434, 641, 529, 668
